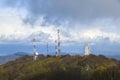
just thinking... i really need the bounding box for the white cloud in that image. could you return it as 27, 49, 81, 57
0, 8, 58, 44
0, 8, 120, 45
59, 24, 120, 44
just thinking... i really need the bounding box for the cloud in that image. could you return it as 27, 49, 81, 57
0, 8, 61, 44
3, 0, 120, 25
0, 0, 120, 45
60, 27, 120, 45
0, 8, 120, 45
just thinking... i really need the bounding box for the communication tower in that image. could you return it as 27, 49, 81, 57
84, 43, 90, 56
55, 29, 61, 56
47, 42, 49, 54
33, 38, 39, 60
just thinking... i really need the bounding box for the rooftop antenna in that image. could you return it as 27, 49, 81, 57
55, 29, 61, 56
33, 38, 39, 60
84, 43, 90, 56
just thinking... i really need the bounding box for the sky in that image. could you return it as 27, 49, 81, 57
0, 0, 120, 56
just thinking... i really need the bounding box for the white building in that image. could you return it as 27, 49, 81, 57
84, 43, 90, 56
34, 52, 39, 60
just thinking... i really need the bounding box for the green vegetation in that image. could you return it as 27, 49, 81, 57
0, 54, 120, 80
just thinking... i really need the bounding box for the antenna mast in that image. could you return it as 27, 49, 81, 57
55, 40, 57, 56
47, 42, 48, 54
56, 29, 61, 56
33, 38, 38, 60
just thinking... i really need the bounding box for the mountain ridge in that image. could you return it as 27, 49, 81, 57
0, 54, 120, 80
0, 52, 120, 64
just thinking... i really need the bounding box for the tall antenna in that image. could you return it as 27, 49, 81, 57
47, 42, 48, 54
55, 40, 57, 56
56, 29, 61, 56
33, 38, 39, 60
84, 43, 90, 56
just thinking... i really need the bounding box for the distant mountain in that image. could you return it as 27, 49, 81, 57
106, 54, 120, 60
0, 54, 120, 80
13, 52, 30, 56
0, 52, 29, 64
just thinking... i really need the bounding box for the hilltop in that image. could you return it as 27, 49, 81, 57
0, 54, 120, 80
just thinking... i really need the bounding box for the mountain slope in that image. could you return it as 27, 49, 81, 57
0, 52, 29, 64
0, 54, 120, 80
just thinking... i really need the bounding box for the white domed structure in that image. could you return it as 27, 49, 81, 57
34, 52, 39, 60
84, 43, 90, 56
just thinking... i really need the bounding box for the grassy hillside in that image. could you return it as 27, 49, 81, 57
0, 54, 120, 80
